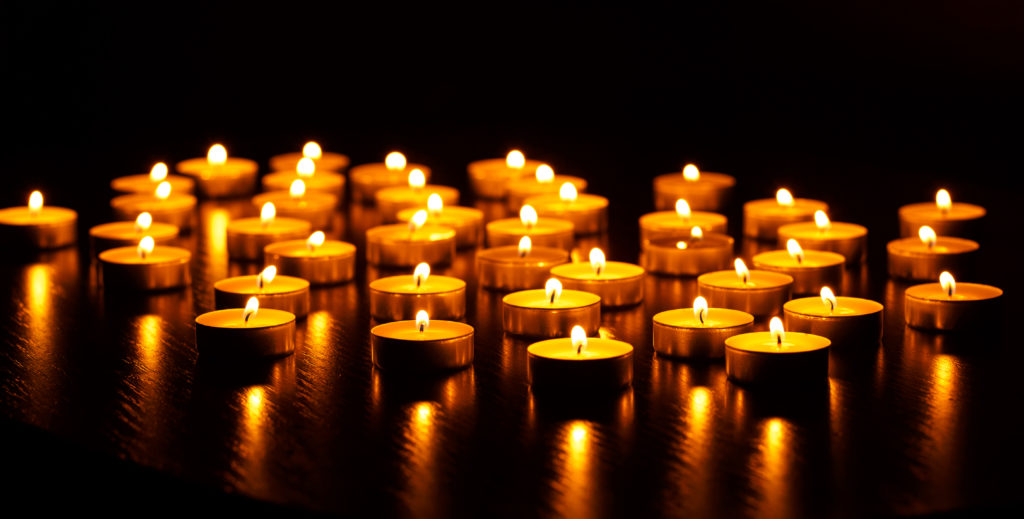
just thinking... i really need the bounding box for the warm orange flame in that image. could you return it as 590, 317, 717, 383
257, 266, 277, 289
306, 231, 325, 251
506, 149, 525, 169
260, 202, 276, 226
545, 278, 563, 304
535, 164, 554, 183
149, 162, 168, 182
675, 199, 691, 219
155, 181, 172, 200
414, 262, 430, 287
683, 163, 700, 181
207, 144, 227, 165
918, 226, 937, 248
427, 193, 443, 217
735, 258, 750, 284
821, 286, 837, 314
939, 271, 956, 297
786, 239, 804, 264
690, 226, 703, 240
814, 210, 831, 231
770, 317, 785, 347
290, 179, 307, 199
571, 325, 588, 355
693, 296, 708, 325
302, 141, 322, 159
28, 191, 43, 213
385, 151, 407, 171
408, 168, 426, 189
559, 182, 578, 202
776, 188, 794, 207
520, 205, 538, 228
676, 241, 688, 249
589, 248, 605, 276
936, 189, 952, 213
244, 297, 259, 325
416, 310, 429, 332
137, 236, 155, 259
135, 212, 152, 232
296, 157, 316, 177
408, 209, 428, 231
518, 236, 532, 257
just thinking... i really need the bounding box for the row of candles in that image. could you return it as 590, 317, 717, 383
0, 144, 1003, 394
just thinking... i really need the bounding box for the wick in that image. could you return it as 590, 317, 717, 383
698, 310, 705, 325
776, 335, 783, 350
947, 285, 953, 298
257, 277, 264, 291
827, 299, 834, 314
796, 254, 803, 265
419, 322, 426, 332
518, 249, 527, 258
576, 343, 584, 355
416, 277, 422, 288
594, 265, 603, 276
742, 274, 750, 285
550, 292, 556, 304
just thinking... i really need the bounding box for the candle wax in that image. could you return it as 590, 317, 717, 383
777, 221, 868, 264
506, 175, 587, 210
269, 151, 350, 172
486, 217, 575, 250
522, 193, 608, 235
0, 206, 78, 249
251, 191, 338, 229
227, 217, 312, 260
349, 163, 431, 203
264, 239, 356, 285
89, 221, 179, 251
98, 245, 191, 290
376, 185, 460, 220
396, 206, 484, 248
639, 210, 728, 242
110, 174, 195, 194
262, 171, 346, 196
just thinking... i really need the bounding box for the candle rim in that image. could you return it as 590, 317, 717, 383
653, 307, 754, 328
527, 336, 633, 360
698, 269, 794, 289
370, 319, 474, 340
476, 245, 568, 264
886, 236, 979, 256
264, 238, 355, 258
783, 296, 883, 317
550, 261, 645, 281
905, 282, 1003, 302
98, 244, 191, 265
196, 307, 295, 329
369, 274, 466, 295
725, 330, 830, 353
502, 288, 601, 309
898, 200, 986, 219
214, 274, 310, 295
752, 249, 846, 269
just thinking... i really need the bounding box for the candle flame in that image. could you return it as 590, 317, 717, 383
244, 297, 259, 325
776, 188, 794, 207
589, 248, 605, 276
683, 163, 700, 181
414, 262, 430, 288
134, 212, 153, 232
296, 157, 316, 177
520, 205, 538, 229
149, 162, 168, 182
735, 258, 750, 285
302, 141, 322, 159
518, 236, 532, 257
207, 144, 227, 165
545, 278, 563, 304
821, 286, 837, 314
936, 189, 952, 214
814, 210, 831, 231
571, 325, 588, 355
306, 230, 325, 251
137, 236, 155, 259
676, 241, 688, 249
940, 271, 956, 297
786, 239, 804, 264
289, 179, 306, 199
261, 202, 276, 226
693, 296, 708, 325
690, 226, 703, 240
506, 149, 525, 169
155, 181, 172, 200
918, 225, 937, 249
408, 209, 428, 232
770, 317, 785, 348
559, 182, 578, 202
535, 164, 554, 183
385, 151, 407, 171
427, 193, 443, 217
408, 168, 426, 189
28, 191, 43, 213
257, 266, 277, 289
675, 199, 691, 219
416, 310, 429, 332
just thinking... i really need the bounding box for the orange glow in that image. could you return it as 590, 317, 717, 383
559, 182, 578, 202
296, 157, 315, 177
207, 144, 227, 165
506, 149, 525, 169
776, 188, 794, 207
683, 163, 700, 181
571, 325, 588, 355
149, 162, 168, 182
408, 168, 426, 189
545, 278, 563, 304
134, 212, 152, 232
385, 151, 407, 171
28, 190, 43, 213
302, 141, 322, 159
535, 164, 554, 183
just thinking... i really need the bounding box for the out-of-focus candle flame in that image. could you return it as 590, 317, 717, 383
155, 181, 172, 200
694, 296, 708, 325
770, 317, 785, 348
683, 163, 700, 181
735, 258, 750, 285
296, 157, 316, 178
385, 151, 407, 171
535, 164, 554, 183
936, 189, 952, 214
306, 230, 325, 252
135, 212, 152, 232
776, 188, 794, 207
676, 241, 688, 249
137, 236, 154, 259
207, 144, 227, 165
589, 248, 605, 276
675, 199, 691, 219
408, 168, 426, 189
691, 226, 703, 240
408, 209, 428, 232
290, 179, 306, 199
244, 297, 259, 325
815, 210, 831, 232
918, 225, 937, 249
427, 193, 443, 217
150, 162, 168, 182
261, 202, 276, 227
257, 265, 277, 289
520, 205, 538, 229
559, 182, 578, 202
940, 271, 956, 298
414, 262, 430, 288
571, 325, 588, 355
416, 310, 429, 332
518, 236, 531, 257
787, 239, 804, 264
28, 191, 43, 214
821, 286, 837, 314
506, 149, 525, 169
302, 141, 322, 159
546, 278, 562, 304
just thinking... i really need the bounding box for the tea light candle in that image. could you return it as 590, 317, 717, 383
697, 259, 794, 318
904, 272, 1003, 331
887, 226, 979, 281
523, 182, 608, 235
195, 297, 296, 359
99, 236, 191, 290
269, 141, 350, 172
468, 150, 544, 199
486, 205, 575, 250
638, 199, 728, 243
226, 203, 312, 260
0, 191, 77, 249
550, 248, 645, 307
784, 287, 883, 348
263, 231, 356, 285
176, 144, 258, 198
349, 152, 431, 204
252, 179, 338, 229
89, 212, 179, 253
477, 236, 570, 291
777, 211, 867, 264
396, 194, 484, 249
899, 189, 985, 240
725, 317, 831, 385
652, 296, 754, 358
371, 311, 474, 371
365, 210, 456, 267
262, 157, 345, 198
752, 239, 844, 296
503, 278, 601, 337
111, 181, 197, 231
375, 168, 460, 221
214, 266, 310, 317
652, 164, 736, 212
369, 262, 466, 322
527, 325, 633, 393
641, 227, 733, 276
506, 164, 588, 211
743, 188, 828, 241
110, 162, 195, 194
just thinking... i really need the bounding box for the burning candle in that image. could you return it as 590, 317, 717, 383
214, 265, 310, 317
176, 144, 258, 198
527, 325, 634, 393
652, 296, 755, 359
503, 278, 601, 337
226, 202, 312, 260
904, 272, 1003, 331
111, 181, 197, 231
396, 194, 484, 249
725, 317, 831, 385
89, 212, 179, 253
369, 262, 466, 322
375, 168, 460, 221
697, 259, 794, 318
784, 287, 883, 349
752, 239, 844, 295
477, 236, 570, 291
506, 164, 588, 211
365, 210, 456, 267
0, 191, 77, 249
263, 231, 356, 285
641, 226, 733, 276
777, 211, 868, 264
638, 199, 728, 243
652, 163, 736, 212
111, 162, 195, 194
263, 157, 346, 198
349, 151, 431, 204
98, 236, 191, 290
370, 310, 475, 371
195, 297, 296, 359
899, 188, 985, 240
523, 182, 608, 235
468, 149, 544, 199
252, 179, 338, 229
550, 248, 645, 307
887, 225, 979, 281
269, 141, 350, 172
486, 204, 575, 250
743, 188, 828, 241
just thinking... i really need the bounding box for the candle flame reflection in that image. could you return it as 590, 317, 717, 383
207, 144, 227, 165
776, 188, 794, 207
939, 271, 956, 297
506, 149, 525, 169
683, 163, 700, 181
385, 151, 407, 171
302, 141, 322, 159
535, 164, 554, 183
297, 157, 315, 177
149, 162, 168, 182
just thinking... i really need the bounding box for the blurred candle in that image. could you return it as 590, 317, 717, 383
524, 182, 608, 235
638, 199, 728, 243
887, 225, 978, 281
366, 210, 456, 267
898, 188, 985, 240
226, 202, 312, 260
725, 317, 831, 385
269, 140, 350, 172
777, 211, 868, 264
486, 204, 575, 250
89, 212, 178, 253
111, 162, 195, 194
743, 188, 828, 241
263, 156, 346, 197
467, 149, 544, 199
642, 226, 734, 276
252, 179, 337, 229
506, 164, 588, 211
111, 180, 197, 231
376, 168, 460, 221
904, 272, 1002, 331
176, 144, 258, 198
396, 194, 484, 249
350, 151, 432, 204
652, 163, 736, 211
0, 191, 77, 249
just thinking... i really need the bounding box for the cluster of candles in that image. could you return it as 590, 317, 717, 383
0, 144, 1003, 392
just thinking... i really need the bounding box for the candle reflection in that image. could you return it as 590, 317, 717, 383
551, 420, 604, 519
233, 385, 272, 494
750, 417, 797, 518
398, 401, 449, 517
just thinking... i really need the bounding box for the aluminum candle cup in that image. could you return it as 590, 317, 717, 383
527, 336, 634, 393
638, 209, 728, 243
752, 249, 845, 296
214, 275, 311, 317
376, 185, 460, 222
269, 149, 350, 173
642, 234, 733, 276
784, 296, 883, 349
110, 192, 197, 231
887, 236, 979, 281
502, 289, 601, 337
777, 221, 868, 265
652, 168, 736, 211
904, 281, 1003, 332
743, 194, 828, 241
523, 192, 608, 235
176, 148, 258, 198
264, 239, 356, 285
506, 175, 587, 211
369, 274, 466, 322
725, 329, 831, 385
371, 319, 474, 371
477, 245, 569, 291
652, 307, 754, 359
263, 170, 346, 197
226, 217, 311, 260
550, 262, 645, 307
99, 245, 191, 290
195, 308, 296, 359
697, 269, 793, 318
467, 155, 544, 199
349, 160, 431, 204
89, 220, 178, 253
0, 197, 77, 249
251, 191, 338, 229
486, 218, 575, 250
397, 205, 484, 248
899, 198, 985, 240
365, 224, 456, 267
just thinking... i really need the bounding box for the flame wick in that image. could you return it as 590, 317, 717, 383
827, 298, 834, 314
550, 290, 557, 304
698, 308, 705, 325
419, 321, 426, 332
577, 341, 584, 355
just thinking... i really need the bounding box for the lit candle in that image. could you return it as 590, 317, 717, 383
214, 265, 310, 317
252, 179, 338, 229
638, 199, 728, 243
898, 188, 985, 240
375, 168, 460, 221
349, 151, 431, 204
725, 317, 831, 385
506, 164, 588, 211
365, 209, 456, 267
652, 296, 755, 358
486, 204, 575, 250
263, 231, 356, 285
467, 149, 545, 199
0, 191, 77, 249
904, 272, 1003, 331
527, 325, 633, 393
641, 226, 734, 276
396, 194, 485, 249
98, 236, 191, 290
777, 211, 868, 264
477, 236, 570, 291
269, 140, 350, 172
110, 162, 195, 194
175, 144, 259, 198
195, 297, 296, 359
887, 225, 978, 281
262, 156, 346, 198
89, 212, 179, 253
784, 287, 883, 348
697, 258, 794, 318
752, 239, 844, 295
652, 163, 736, 212
371, 310, 474, 371
523, 182, 608, 235
502, 278, 601, 337
550, 248, 645, 307
111, 181, 197, 231
369, 262, 467, 322
743, 188, 828, 241
226, 202, 312, 260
